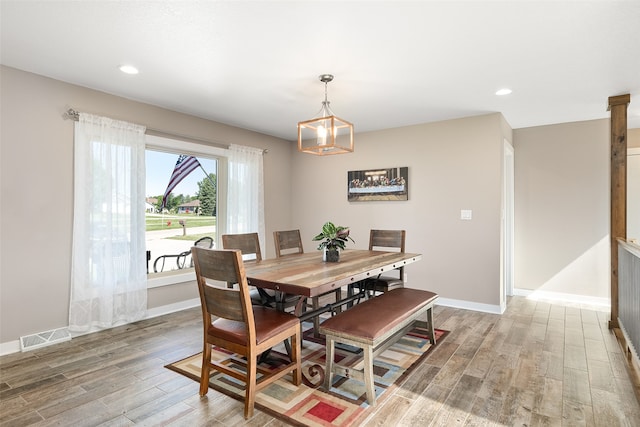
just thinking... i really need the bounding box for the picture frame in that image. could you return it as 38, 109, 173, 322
347, 167, 408, 202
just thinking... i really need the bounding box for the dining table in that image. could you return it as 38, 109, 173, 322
243, 249, 422, 318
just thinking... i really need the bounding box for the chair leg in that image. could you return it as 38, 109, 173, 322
199, 344, 211, 396
291, 327, 302, 386
324, 336, 335, 391
244, 351, 257, 419
363, 345, 376, 405
426, 306, 436, 345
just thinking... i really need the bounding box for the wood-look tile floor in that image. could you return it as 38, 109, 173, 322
1, 296, 639, 426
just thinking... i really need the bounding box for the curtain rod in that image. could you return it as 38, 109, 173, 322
64, 108, 269, 154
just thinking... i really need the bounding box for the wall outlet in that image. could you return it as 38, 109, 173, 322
461, 209, 473, 220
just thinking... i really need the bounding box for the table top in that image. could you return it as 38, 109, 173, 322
244, 249, 422, 298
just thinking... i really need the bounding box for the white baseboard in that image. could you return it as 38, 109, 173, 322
435, 290, 610, 315
0, 340, 20, 356
0, 298, 201, 356
513, 288, 610, 310
435, 297, 504, 314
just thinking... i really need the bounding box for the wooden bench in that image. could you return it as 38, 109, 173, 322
319, 288, 438, 406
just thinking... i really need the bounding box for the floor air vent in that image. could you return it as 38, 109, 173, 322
20, 327, 71, 352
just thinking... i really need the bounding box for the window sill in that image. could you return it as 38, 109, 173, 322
147, 270, 196, 289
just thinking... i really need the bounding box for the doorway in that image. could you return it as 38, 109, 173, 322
502, 140, 515, 312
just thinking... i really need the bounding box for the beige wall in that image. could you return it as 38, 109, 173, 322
629, 128, 640, 148
0, 66, 292, 344
289, 114, 510, 309
513, 119, 610, 299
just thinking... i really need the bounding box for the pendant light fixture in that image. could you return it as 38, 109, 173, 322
297, 74, 354, 155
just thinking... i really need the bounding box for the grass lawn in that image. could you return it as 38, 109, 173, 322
146, 214, 216, 232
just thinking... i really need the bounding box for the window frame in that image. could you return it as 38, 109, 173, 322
145, 134, 228, 289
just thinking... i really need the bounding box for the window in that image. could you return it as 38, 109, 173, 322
145, 135, 228, 287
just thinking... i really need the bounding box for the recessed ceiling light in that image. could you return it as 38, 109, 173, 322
495, 88, 512, 96
119, 65, 139, 75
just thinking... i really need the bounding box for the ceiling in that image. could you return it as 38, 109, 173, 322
2, 1, 639, 141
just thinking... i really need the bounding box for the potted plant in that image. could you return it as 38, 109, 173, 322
312, 221, 355, 262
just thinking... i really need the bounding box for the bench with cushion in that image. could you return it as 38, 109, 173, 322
319, 288, 438, 405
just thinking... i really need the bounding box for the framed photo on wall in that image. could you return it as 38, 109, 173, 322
347, 167, 408, 202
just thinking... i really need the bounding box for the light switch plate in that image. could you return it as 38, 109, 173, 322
461, 209, 473, 220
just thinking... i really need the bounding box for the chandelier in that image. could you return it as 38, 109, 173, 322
297, 74, 354, 155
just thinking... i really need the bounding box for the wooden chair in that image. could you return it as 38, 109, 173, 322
273, 229, 305, 258
222, 233, 298, 311
273, 230, 341, 336
191, 247, 301, 419
222, 232, 266, 303
365, 229, 406, 296
222, 233, 263, 263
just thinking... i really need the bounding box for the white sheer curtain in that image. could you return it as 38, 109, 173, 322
69, 113, 147, 333
227, 144, 265, 248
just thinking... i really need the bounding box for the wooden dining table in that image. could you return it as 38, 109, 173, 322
244, 249, 422, 317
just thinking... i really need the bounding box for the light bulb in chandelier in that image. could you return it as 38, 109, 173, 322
317, 124, 328, 146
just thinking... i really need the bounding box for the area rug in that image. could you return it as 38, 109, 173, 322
166, 325, 448, 426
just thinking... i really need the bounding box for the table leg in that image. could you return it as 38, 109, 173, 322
294, 296, 307, 317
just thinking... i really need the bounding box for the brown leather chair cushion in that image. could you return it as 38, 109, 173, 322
320, 288, 438, 341
209, 306, 299, 346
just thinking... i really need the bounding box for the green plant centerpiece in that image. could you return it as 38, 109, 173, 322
312, 221, 355, 262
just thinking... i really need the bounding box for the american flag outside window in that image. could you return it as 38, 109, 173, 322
161, 155, 201, 208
